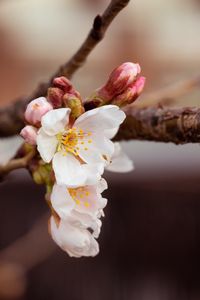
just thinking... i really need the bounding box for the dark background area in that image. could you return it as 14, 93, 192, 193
1, 170, 200, 299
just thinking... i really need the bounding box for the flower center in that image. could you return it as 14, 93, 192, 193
68, 187, 90, 207
57, 127, 92, 156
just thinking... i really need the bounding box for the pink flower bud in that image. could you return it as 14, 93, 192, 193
97, 62, 141, 101
25, 97, 53, 126
53, 76, 81, 103
134, 76, 146, 95
47, 87, 64, 108
20, 125, 38, 145
53, 77, 73, 93
112, 76, 146, 106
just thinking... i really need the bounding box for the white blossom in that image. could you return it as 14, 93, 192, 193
50, 178, 107, 221
37, 105, 125, 187
106, 142, 134, 173
50, 216, 99, 258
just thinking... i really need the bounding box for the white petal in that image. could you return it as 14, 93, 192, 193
97, 178, 108, 193
91, 135, 114, 160
0, 135, 23, 166
81, 163, 104, 186
53, 152, 87, 187
50, 217, 99, 257
106, 142, 134, 173
69, 183, 106, 217
74, 105, 126, 133
77, 135, 114, 165
37, 128, 58, 163
41, 108, 71, 136
51, 184, 75, 219
69, 211, 102, 238
104, 126, 119, 139
76, 138, 103, 164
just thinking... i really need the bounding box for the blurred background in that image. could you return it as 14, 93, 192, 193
1, 0, 200, 299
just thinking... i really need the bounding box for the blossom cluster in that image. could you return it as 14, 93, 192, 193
20, 62, 145, 257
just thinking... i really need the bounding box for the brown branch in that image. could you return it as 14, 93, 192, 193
114, 106, 200, 144
0, 0, 130, 137
0, 148, 35, 178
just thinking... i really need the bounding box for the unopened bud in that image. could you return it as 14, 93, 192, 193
25, 97, 53, 126
112, 76, 146, 106
32, 163, 53, 185
53, 77, 73, 93
20, 125, 38, 145
97, 62, 141, 102
47, 87, 64, 108
63, 93, 84, 119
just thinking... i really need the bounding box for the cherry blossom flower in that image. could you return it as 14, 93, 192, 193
50, 216, 99, 257
36, 105, 126, 187
50, 178, 107, 220
49, 179, 108, 257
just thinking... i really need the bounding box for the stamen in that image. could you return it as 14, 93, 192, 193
56, 127, 93, 157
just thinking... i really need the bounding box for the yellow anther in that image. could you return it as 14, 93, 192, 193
88, 140, 92, 143
84, 147, 88, 151
84, 201, 90, 207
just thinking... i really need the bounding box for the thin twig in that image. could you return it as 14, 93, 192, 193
0, 0, 130, 137
138, 75, 200, 108
0, 148, 35, 178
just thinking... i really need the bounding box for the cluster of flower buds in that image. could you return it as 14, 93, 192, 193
48, 77, 84, 119
86, 62, 145, 107
20, 62, 144, 257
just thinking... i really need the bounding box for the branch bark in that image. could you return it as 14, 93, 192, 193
115, 106, 200, 144
0, 0, 130, 137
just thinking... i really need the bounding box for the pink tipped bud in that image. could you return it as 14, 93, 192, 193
134, 76, 146, 95
97, 62, 141, 101
53, 77, 73, 93
112, 76, 146, 106
47, 87, 64, 108
20, 125, 38, 145
25, 97, 53, 126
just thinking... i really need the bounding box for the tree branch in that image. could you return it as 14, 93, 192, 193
0, 0, 130, 137
114, 106, 200, 144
